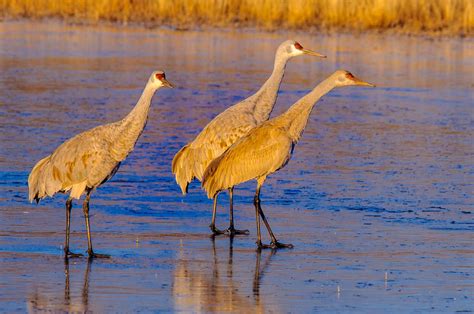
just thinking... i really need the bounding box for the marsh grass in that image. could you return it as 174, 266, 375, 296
1, 0, 473, 35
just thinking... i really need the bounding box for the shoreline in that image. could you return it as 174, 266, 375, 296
2, 16, 472, 40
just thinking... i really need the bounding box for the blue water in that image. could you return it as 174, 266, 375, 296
0, 21, 473, 312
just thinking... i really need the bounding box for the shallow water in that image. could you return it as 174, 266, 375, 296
0, 21, 473, 312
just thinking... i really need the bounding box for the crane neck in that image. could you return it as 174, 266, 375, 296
110, 81, 159, 161
249, 53, 290, 122
273, 76, 337, 142
124, 82, 158, 123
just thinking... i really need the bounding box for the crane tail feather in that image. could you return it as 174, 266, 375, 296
28, 156, 51, 203
201, 153, 226, 199
171, 144, 196, 195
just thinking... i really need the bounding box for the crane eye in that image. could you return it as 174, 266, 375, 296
345, 72, 355, 80
155, 72, 165, 80
294, 42, 303, 50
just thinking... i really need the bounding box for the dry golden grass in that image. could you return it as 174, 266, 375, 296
1, 0, 473, 35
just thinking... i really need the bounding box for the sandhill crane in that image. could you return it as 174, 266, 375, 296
202, 70, 375, 249
172, 40, 326, 235
28, 71, 174, 258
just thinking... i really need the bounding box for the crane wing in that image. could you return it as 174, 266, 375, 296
173, 106, 257, 190
202, 124, 293, 198
30, 125, 120, 200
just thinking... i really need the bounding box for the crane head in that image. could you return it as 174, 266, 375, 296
334, 70, 375, 87
280, 40, 326, 58
150, 71, 174, 88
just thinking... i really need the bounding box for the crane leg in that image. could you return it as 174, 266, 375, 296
64, 198, 83, 258
254, 186, 264, 248
83, 191, 110, 258
209, 193, 225, 235
255, 186, 293, 249
226, 187, 249, 236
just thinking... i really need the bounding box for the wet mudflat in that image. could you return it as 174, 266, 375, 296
0, 21, 473, 312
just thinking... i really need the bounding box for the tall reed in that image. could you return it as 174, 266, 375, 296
1, 0, 472, 35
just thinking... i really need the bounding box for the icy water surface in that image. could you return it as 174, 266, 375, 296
0, 21, 473, 312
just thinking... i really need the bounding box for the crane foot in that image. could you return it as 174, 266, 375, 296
88, 251, 111, 259
209, 224, 226, 235
226, 227, 250, 236
256, 240, 294, 249
64, 250, 84, 258
270, 241, 294, 249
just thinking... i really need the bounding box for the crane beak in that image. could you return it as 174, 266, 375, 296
353, 75, 376, 87
161, 78, 174, 88
302, 49, 326, 58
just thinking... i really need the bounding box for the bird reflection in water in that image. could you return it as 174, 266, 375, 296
27, 258, 92, 313
253, 247, 276, 299
173, 236, 277, 313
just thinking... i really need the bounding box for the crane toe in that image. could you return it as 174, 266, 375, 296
226, 227, 250, 236
270, 241, 294, 249
209, 225, 226, 236
65, 250, 84, 258
257, 240, 294, 250
88, 251, 111, 259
